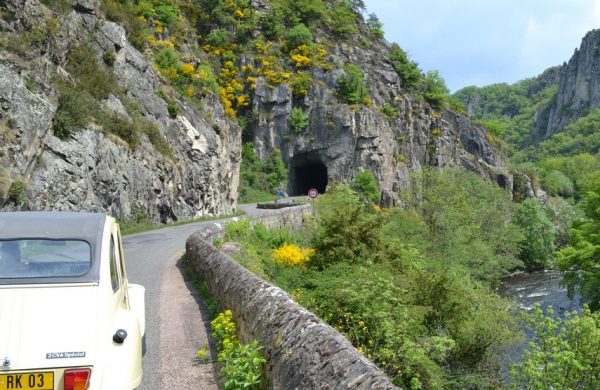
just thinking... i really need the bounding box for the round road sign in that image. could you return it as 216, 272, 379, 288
308, 188, 318, 199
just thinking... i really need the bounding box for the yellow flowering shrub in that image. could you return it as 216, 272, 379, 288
180, 63, 195, 76
272, 244, 315, 268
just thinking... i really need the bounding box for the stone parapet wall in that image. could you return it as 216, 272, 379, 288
185, 205, 399, 389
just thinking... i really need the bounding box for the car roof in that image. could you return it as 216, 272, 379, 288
0, 212, 107, 242
0, 212, 109, 285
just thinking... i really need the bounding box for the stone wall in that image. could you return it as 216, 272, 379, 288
185, 205, 399, 389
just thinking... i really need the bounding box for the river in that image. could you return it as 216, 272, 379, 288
497, 270, 581, 377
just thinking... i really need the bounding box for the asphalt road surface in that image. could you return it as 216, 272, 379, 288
124, 204, 270, 389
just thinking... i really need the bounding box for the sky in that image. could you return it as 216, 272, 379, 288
363, 0, 600, 92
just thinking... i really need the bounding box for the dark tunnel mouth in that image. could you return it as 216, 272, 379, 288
289, 158, 328, 196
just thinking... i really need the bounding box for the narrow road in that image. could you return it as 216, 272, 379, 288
123, 206, 263, 389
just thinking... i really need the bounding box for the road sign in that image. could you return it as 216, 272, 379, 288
308, 188, 318, 199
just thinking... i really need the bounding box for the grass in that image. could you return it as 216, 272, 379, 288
120, 210, 246, 236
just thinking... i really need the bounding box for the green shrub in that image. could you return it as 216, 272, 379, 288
511, 305, 600, 389
239, 144, 288, 203
325, 2, 358, 37
290, 107, 308, 133
68, 44, 118, 100
366, 13, 384, 38
211, 310, 266, 390
155, 48, 180, 69
336, 64, 367, 105
195, 64, 220, 95
381, 103, 399, 119
8, 180, 27, 205
103, 50, 116, 67
290, 71, 313, 97
206, 28, 232, 47
389, 44, 423, 90
541, 169, 574, 197
351, 170, 380, 204
286, 23, 313, 49
155, 4, 179, 26
423, 70, 449, 109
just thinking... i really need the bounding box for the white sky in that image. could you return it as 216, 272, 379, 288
363, 0, 600, 91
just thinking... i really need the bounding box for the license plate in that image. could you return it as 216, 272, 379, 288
0, 372, 53, 390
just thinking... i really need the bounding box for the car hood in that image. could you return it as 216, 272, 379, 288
0, 284, 101, 370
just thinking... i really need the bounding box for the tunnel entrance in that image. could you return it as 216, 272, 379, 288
289, 157, 328, 196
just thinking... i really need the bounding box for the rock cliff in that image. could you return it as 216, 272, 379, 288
0, 0, 511, 219
249, 20, 511, 205
533, 29, 600, 139
0, 0, 240, 222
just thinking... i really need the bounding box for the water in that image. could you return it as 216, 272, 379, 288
497, 271, 581, 379
498, 270, 580, 314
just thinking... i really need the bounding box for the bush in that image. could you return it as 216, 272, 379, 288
290, 107, 308, 133
389, 44, 423, 90
511, 305, 600, 389
211, 310, 266, 390
272, 243, 314, 268
336, 64, 367, 105
381, 103, 399, 119
286, 23, 312, 49
423, 70, 449, 109
8, 180, 27, 205
311, 184, 384, 269
155, 48, 180, 69
351, 170, 380, 204
103, 50, 116, 66
206, 28, 232, 47
68, 44, 118, 100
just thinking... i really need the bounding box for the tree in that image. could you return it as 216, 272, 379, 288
513, 199, 555, 271
286, 23, 312, 48
556, 180, 600, 310
423, 70, 449, 109
336, 64, 367, 104
510, 305, 600, 389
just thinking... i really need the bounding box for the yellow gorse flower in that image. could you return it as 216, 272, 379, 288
272, 244, 315, 268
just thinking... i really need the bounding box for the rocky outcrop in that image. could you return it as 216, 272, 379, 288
533, 29, 600, 139
249, 39, 511, 205
0, 0, 240, 221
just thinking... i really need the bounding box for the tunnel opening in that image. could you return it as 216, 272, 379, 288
289, 157, 328, 196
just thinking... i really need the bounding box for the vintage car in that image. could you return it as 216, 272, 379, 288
0, 212, 145, 390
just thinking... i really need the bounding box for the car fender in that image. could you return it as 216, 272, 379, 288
128, 283, 145, 337
101, 307, 142, 390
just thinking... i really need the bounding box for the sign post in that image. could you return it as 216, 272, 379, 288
307, 188, 318, 206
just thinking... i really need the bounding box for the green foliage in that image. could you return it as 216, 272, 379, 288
239, 143, 288, 203
513, 199, 555, 271
423, 70, 449, 109
401, 167, 523, 284
8, 180, 27, 205
100, 0, 148, 50
211, 310, 266, 390
206, 28, 232, 47
286, 23, 313, 49
381, 103, 399, 119
103, 50, 116, 67
366, 13, 384, 39
310, 184, 383, 269
52, 81, 95, 139
324, 1, 359, 37
541, 169, 574, 197
350, 170, 380, 204
155, 48, 180, 69
557, 179, 600, 310
68, 44, 118, 100
336, 64, 367, 105
510, 305, 600, 389
389, 44, 423, 90
290, 107, 308, 133
155, 4, 179, 26
157, 91, 179, 119
224, 180, 523, 389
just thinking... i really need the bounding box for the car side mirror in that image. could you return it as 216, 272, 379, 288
113, 329, 128, 344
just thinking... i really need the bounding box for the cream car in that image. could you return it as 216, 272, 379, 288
0, 212, 145, 390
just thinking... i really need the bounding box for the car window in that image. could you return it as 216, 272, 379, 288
109, 236, 119, 291
0, 239, 91, 279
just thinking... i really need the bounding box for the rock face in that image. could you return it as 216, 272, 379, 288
249, 39, 511, 205
533, 29, 600, 139
0, 0, 240, 222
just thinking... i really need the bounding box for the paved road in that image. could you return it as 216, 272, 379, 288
123, 209, 256, 389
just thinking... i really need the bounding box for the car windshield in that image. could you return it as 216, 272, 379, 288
0, 239, 91, 279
